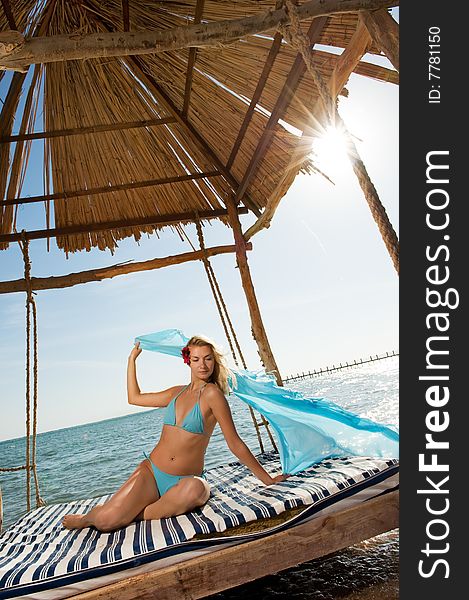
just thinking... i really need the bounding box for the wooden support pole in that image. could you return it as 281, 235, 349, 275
359, 8, 399, 71
0, 1, 399, 72
225, 195, 282, 385
0, 243, 251, 294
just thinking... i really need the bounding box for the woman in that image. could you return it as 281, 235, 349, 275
62, 335, 286, 532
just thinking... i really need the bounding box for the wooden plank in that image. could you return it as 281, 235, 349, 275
0, 206, 248, 243
71, 490, 399, 600
2, 170, 220, 207
0, 117, 177, 144
359, 8, 399, 71
234, 16, 329, 204
182, 0, 205, 117
0, 243, 251, 294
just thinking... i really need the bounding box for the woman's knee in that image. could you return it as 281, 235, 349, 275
180, 477, 210, 506
93, 508, 127, 532
194, 476, 211, 503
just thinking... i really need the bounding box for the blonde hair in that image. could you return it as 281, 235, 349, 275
186, 335, 233, 394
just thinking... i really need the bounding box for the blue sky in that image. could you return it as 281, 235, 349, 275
0, 62, 398, 442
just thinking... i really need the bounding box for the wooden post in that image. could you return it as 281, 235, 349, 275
359, 8, 399, 71
225, 195, 282, 385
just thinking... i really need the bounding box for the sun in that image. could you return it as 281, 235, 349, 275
311, 125, 351, 178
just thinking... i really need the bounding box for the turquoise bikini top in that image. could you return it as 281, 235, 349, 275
163, 384, 206, 435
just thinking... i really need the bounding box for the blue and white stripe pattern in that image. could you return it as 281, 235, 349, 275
0, 454, 398, 599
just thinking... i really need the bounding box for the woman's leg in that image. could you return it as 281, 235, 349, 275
143, 476, 210, 520
62, 460, 159, 531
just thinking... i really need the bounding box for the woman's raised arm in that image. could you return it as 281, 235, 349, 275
127, 342, 181, 407
207, 385, 288, 485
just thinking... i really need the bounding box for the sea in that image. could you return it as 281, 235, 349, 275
0, 356, 399, 599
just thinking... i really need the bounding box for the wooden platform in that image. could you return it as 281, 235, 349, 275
72, 489, 399, 600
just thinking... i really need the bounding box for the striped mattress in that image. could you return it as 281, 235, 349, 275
0, 453, 399, 599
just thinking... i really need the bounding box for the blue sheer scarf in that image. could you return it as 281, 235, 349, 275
135, 329, 399, 475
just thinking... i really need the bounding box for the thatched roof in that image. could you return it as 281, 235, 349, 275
0, 0, 399, 254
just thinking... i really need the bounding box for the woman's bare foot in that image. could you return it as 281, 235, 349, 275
62, 514, 88, 530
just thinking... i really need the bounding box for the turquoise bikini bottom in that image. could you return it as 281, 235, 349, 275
143, 451, 205, 496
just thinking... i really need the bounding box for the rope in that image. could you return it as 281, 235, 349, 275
21, 233, 32, 512
194, 217, 278, 453
0, 466, 28, 472
195, 220, 245, 368
19, 232, 45, 511
281, 1, 399, 275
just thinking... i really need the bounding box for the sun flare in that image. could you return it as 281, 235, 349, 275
312, 126, 350, 177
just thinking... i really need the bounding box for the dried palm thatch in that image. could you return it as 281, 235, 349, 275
0, 0, 399, 253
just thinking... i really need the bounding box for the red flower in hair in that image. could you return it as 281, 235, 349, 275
181, 345, 191, 365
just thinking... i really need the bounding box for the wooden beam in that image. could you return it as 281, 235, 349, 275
80, 1, 261, 217
71, 490, 399, 600
182, 0, 205, 118
0, 206, 248, 243
226, 0, 285, 170
0, 0, 16, 29
244, 17, 377, 242
0, 1, 399, 72
0, 117, 177, 144
127, 55, 262, 216
359, 8, 399, 71
329, 19, 372, 98
234, 16, 329, 204
0, 243, 251, 294
225, 193, 282, 385
244, 135, 312, 241
2, 171, 220, 207
226, 30, 283, 170
353, 57, 398, 84
122, 0, 130, 32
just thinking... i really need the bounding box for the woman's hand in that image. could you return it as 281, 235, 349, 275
265, 474, 290, 486
129, 341, 142, 362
